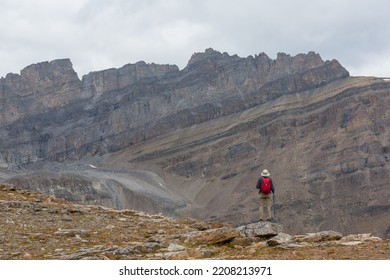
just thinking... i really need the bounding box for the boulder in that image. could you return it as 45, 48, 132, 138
340, 233, 382, 242
167, 244, 186, 252
293, 231, 343, 242
236, 222, 283, 238
188, 227, 240, 245
266, 232, 292, 247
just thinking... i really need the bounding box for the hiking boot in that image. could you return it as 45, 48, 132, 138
267, 218, 272, 222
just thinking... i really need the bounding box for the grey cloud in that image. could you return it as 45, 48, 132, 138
0, 0, 389, 78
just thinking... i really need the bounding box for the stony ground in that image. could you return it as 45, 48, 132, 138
0, 184, 388, 260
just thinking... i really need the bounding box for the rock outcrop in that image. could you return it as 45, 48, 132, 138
0, 59, 83, 125
0, 49, 389, 239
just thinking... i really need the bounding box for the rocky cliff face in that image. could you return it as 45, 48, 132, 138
0, 59, 83, 125
0, 49, 348, 167
1, 49, 389, 239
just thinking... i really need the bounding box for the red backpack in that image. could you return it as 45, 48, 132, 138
260, 177, 271, 194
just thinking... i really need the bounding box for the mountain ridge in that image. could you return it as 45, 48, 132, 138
0, 49, 349, 167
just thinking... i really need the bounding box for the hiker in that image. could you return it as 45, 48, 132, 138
256, 169, 275, 222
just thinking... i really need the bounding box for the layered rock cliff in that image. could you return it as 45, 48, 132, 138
1, 49, 389, 238
0, 49, 348, 167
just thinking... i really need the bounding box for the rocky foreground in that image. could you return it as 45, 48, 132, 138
0, 184, 388, 260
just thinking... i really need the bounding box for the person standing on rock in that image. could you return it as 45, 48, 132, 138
256, 169, 275, 222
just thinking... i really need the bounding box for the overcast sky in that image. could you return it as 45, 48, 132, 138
1, 0, 389, 78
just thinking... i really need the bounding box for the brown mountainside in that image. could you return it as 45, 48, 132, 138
0, 49, 389, 239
